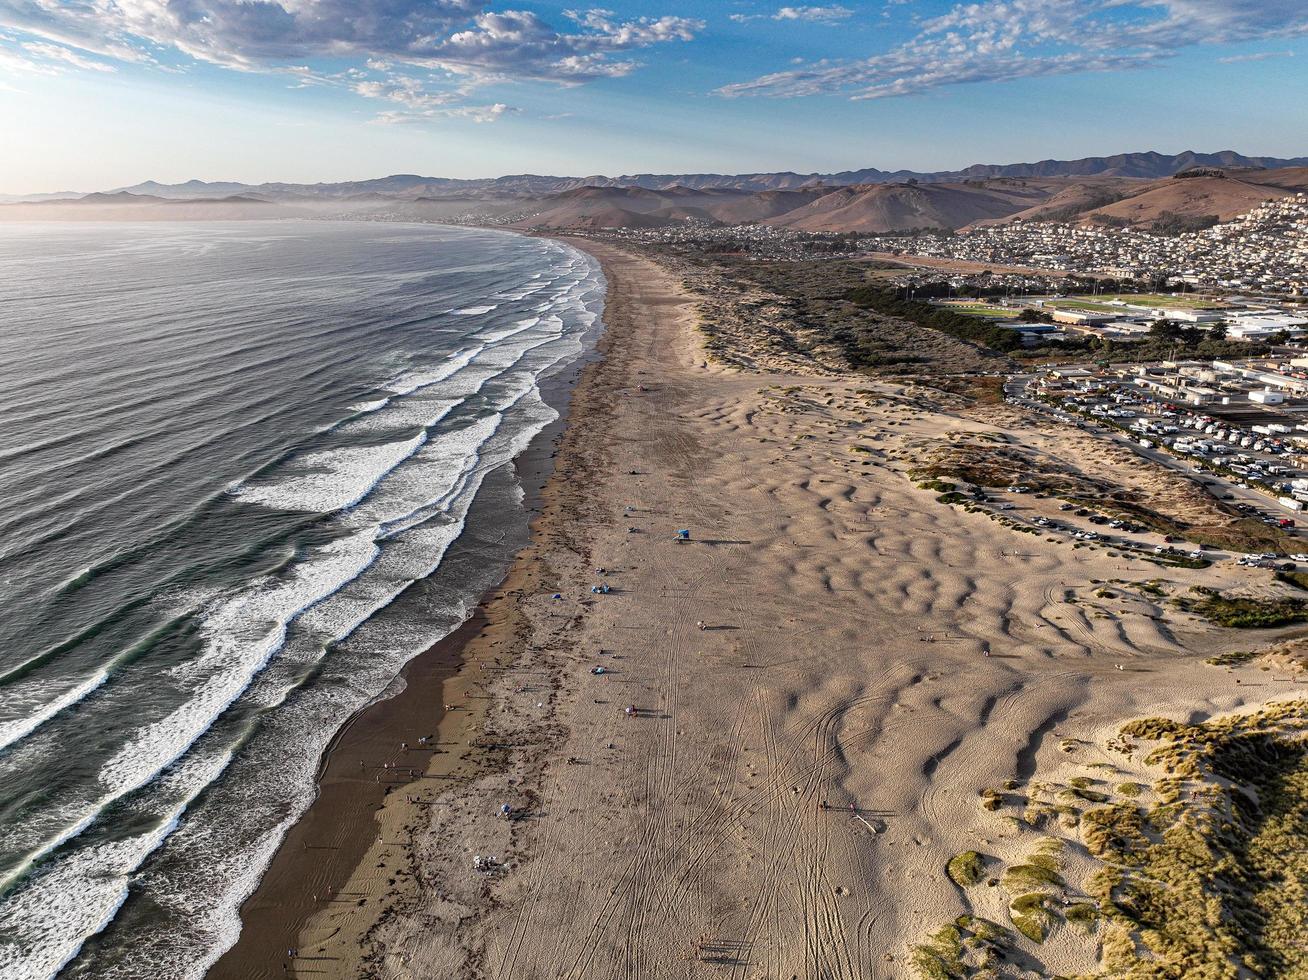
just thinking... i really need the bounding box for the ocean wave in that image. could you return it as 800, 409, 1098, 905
383, 345, 482, 397
1, 404, 531, 961
450, 304, 496, 315
0, 750, 233, 980
476, 316, 541, 345
98, 534, 380, 793
230, 432, 427, 514
0, 669, 108, 755
0, 227, 606, 980
0, 534, 375, 897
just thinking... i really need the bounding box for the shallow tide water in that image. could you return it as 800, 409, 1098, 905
0, 220, 601, 979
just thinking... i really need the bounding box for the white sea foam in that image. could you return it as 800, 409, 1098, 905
0, 233, 606, 980
450, 304, 496, 315
0, 530, 383, 901
493, 282, 548, 301
476, 316, 540, 344
0, 750, 232, 980
0, 668, 109, 754
349, 397, 390, 413
99, 534, 379, 792
232, 432, 426, 513
383, 345, 482, 396
336, 396, 460, 435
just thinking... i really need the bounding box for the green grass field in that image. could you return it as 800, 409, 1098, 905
1053, 300, 1121, 313
935, 303, 1012, 318
1057, 294, 1222, 312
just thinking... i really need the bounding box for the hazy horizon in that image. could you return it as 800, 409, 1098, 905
8, 144, 1308, 199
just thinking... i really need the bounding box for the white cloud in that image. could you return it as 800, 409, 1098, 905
1218, 49, 1294, 63
371, 102, 512, 124
731, 5, 854, 24
354, 75, 457, 110
718, 0, 1308, 100
21, 41, 116, 72
0, 2, 701, 118
0, 2, 699, 79
774, 7, 854, 23
0, 45, 54, 74
420, 9, 700, 82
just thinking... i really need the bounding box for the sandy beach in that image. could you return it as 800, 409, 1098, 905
215, 238, 1306, 979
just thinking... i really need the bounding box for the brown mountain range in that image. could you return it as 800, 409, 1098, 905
508, 167, 1308, 234
5, 163, 1306, 233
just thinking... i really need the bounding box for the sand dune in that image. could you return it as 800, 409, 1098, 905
228, 242, 1307, 979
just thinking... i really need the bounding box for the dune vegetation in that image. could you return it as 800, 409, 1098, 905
913, 700, 1308, 978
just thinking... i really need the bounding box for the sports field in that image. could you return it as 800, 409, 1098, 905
935, 302, 1013, 318
1058, 293, 1221, 312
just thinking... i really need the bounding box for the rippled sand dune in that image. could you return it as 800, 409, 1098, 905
265, 242, 1301, 980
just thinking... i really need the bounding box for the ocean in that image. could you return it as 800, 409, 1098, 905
0, 221, 603, 978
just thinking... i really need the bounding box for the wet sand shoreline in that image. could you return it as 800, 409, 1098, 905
207, 611, 484, 979
207, 245, 601, 979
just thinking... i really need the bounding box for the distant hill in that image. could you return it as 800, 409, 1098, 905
76, 191, 168, 204
504, 165, 1308, 234
5, 152, 1306, 231
1081, 172, 1300, 226
761, 180, 1056, 233
69, 150, 1307, 205
942, 150, 1308, 181
0, 192, 291, 221
508, 185, 818, 229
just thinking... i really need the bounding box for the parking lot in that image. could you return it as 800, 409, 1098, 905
1008, 370, 1308, 543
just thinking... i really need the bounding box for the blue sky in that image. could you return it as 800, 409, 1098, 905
1, 0, 1306, 192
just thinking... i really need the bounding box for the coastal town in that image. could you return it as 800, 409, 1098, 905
870, 193, 1308, 294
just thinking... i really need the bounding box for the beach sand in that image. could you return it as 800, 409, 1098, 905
215, 240, 1304, 979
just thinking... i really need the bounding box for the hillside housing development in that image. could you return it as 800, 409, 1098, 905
870, 194, 1308, 294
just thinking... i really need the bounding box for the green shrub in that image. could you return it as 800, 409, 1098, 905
1177, 590, 1308, 628
946, 851, 986, 887
1002, 863, 1064, 891
1009, 893, 1055, 943
1065, 903, 1099, 932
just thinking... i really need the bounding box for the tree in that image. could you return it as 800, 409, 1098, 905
1208, 321, 1227, 341
1149, 318, 1182, 343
